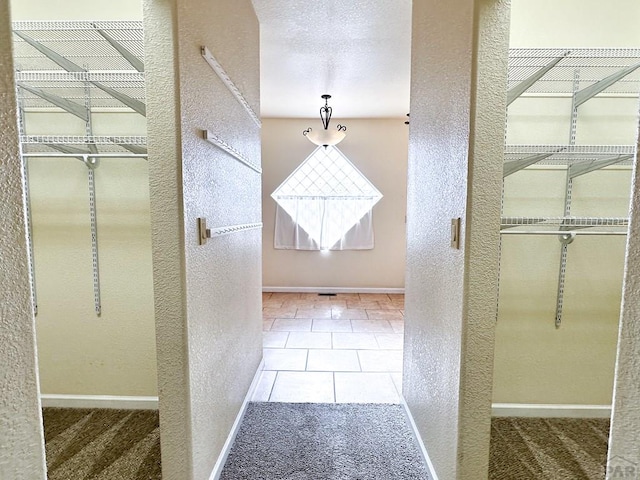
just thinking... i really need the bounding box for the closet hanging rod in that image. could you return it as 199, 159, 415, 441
500, 230, 626, 236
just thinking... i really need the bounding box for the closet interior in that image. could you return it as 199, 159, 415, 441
12, 21, 158, 397
13, 20, 147, 315
496, 48, 640, 407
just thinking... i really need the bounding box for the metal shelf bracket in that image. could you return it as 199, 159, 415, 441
14, 30, 146, 115
18, 82, 89, 121
568, 154, 634, 179
507, 52, 570, 105
503, 152, 555, 177
94, 26, 144, 73
574, 62, 640, 108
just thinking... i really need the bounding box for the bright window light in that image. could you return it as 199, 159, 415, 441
272, 146, 382, 250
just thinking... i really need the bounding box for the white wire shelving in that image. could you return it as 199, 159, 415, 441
12, 21, 144, 71
13, 20, 146, 155
504, 48, 640, 328
508, 48, 640, 97
12, 21, 147, 316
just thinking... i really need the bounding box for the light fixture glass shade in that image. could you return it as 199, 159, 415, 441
304, 128, 347, 147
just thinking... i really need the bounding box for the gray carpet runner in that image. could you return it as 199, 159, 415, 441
220, 402, 430, 480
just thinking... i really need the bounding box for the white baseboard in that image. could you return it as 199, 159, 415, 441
40, 394, 159, 410
263, 286, 405, 294
209, 359, 265, 480
491, 403, 611, 418
400, 397, 440, 480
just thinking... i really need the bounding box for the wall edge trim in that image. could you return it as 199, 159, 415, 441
40, 394, 159, 410
491, 403, 612, 418
209, 359, 265, 480
262, 286, 405, 294
400, 396, 440, 480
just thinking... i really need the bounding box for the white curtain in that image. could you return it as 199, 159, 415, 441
274, 197, 375, 250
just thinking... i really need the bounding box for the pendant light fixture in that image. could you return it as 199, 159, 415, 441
303, 94, 347, 147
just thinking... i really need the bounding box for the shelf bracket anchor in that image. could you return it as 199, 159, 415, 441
92, 82, 146, 116
111, 139, 147, 155
198, 217, 211, 245
95, 27, 144, 72
13, 30, 84, 72
503, 152, 554, 177
558, 232, 576, 245
574, 61, 640, 108
507, 52, 569, 105
568, 154, 634, 179
18, 83, 89, 122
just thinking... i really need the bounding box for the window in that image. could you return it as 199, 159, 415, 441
272, 146, 382, 250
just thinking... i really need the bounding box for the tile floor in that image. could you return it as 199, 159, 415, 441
253, 292, 405, 404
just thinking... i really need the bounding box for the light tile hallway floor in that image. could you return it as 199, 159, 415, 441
253, 292, 405, 403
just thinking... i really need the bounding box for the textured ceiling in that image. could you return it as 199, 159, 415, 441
251, 0, 412, 118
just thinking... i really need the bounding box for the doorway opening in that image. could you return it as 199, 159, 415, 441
490, 4, 640, 478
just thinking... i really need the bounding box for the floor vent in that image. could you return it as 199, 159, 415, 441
318, 293, 337, 296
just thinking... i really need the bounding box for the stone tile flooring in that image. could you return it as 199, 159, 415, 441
253, 292, 405, 404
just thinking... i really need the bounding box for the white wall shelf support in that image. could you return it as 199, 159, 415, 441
209, 222, 263, 238
87, 166, 101, 316
574, 62, 640, 108
568, 154, 634, 179
92, 81, 146, 116
201, 46, 261, 128
115, 142, 147, 155
95, 27, 144, 72
47, 143, 93, 155
18, 82, 89, 121
13, 30, 84, 72
21, 154, 38, 316
202, 129, 261, 174
503, 152, 555, 177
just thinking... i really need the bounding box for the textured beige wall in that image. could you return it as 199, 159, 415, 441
510, 0, 640, 48
404, 0, 509, 479
144, 0, 262, 478
0, 2, 47, 478
262, 118, 408, 289
10, 0, 142, 20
